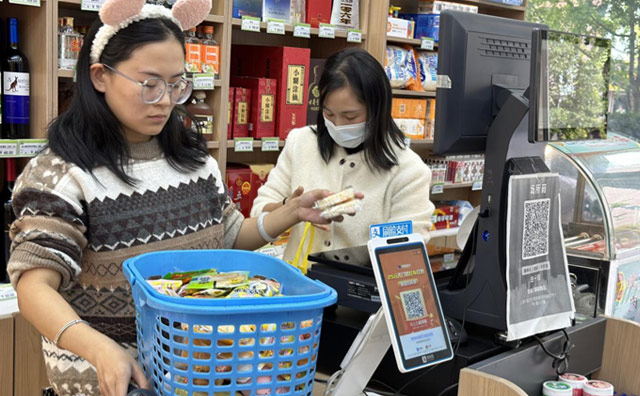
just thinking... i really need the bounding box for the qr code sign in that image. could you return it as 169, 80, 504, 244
522, 198, 550, 260
400, 289, 427, 320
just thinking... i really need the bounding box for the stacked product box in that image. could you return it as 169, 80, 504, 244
402, 1, 477, 41
425, 156, 485, 184
226, 163, 275, 218
231, 77, 278, 139
232, 0, 262, 18
227, 88, 235, 139
231, 45, 311, 139
231, 87, 252, 138
431, 202, 460, 230
392, 98, 427, 139
306, 0, 331, 28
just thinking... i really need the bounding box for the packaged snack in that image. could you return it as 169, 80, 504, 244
384, 46, 422, 90
163, 268, 213, 284
417, 51, 438, 91
543, 381, 573, 396
146, 279, 182, 296
314, 187, 356, 210
320, 199, 363, 219
584, 380, 614, 396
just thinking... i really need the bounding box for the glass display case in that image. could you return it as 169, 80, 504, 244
545, 133, 640, 323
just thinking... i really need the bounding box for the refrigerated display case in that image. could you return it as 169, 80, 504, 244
545, 132, 640, 323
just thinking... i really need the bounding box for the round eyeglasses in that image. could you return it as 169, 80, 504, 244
103, 64, 193, 105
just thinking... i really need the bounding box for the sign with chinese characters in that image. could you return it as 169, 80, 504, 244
241, 16, 261, 32
261, 137, 280, 152
192, 73, 215, 90
369, 221, 413, 239
286, 65, 305, 105
267, 19, 286, 35
347, 29, 362, 43
9, 0, 40, 5
81, 0, 106, 11
234, 138, 254, 152
0, 142, 18, 156
421, 37, 435, 50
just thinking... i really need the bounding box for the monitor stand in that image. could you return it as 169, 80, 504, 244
438, 88, 547, 331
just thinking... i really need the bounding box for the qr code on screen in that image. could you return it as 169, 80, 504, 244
522, 198, 550, 259
400, 289, 427, 320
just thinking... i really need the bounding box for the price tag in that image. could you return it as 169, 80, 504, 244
319, 23, 336, 39
267, 19, 286, 35
293, 23, 311, 38
81, 0, 105, 11
472, 180, 483, 191
261, 137, 280, 152
19, 140, 47, 156
0, 142, 18, 156
234, 138, 254, 152
421, 37, 435, 50
431, 183, 444, 195
347, 29, 362, 43
192, 73, 215, 90
241, 16, 261, 32
9, 0, 40, 5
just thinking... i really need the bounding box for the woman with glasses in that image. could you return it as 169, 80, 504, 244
6, 2, 356, 395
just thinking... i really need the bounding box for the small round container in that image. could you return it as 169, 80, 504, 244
559, 373, 588, 396
543, 381, 573, 396
583, 380, 614, 396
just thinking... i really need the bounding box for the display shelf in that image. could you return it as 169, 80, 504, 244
206, 141, 220, 149
58, 0, 81, 5
57, 69, 74, 79
230, 18, 366, 40
392, 89, 436, 97
205, 14, 225, 24
386, 35, 439, 49
407, 139, 434, 147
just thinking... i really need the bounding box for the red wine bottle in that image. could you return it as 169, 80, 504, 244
2, 18, 30, 139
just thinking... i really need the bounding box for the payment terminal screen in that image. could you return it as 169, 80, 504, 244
377, 245, 448, 359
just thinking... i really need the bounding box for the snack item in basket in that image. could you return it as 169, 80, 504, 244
313, 187, 355, 210
214, 271, 251, 288
163, 268, 213, 284
146, 279, 182, 296
320, 198, 363, 219
189, 288, 230, 298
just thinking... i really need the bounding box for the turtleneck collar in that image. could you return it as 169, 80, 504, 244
127, 137, 163, 161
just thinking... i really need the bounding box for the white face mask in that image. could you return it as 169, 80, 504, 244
323, 116, 366, 148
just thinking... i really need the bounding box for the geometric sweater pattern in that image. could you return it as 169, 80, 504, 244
7, 138, 244, 396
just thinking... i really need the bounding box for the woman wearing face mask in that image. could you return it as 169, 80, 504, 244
251, 48, 435, 261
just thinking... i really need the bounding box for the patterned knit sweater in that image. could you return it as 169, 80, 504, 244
7, 138, 244, 396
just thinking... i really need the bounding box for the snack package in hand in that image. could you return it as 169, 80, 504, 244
313, 187, 362, 219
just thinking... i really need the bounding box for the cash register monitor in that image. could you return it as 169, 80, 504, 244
433, 10, 545, 155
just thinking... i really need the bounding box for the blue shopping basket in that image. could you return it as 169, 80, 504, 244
123, 250, 337, 396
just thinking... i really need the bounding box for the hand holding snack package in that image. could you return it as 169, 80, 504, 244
314, 186, 363, 219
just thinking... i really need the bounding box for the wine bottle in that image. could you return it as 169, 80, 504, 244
1, 159, 17, 283
2, 18, 30, 139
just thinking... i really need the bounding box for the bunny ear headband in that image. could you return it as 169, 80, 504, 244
90, 0, 212, 64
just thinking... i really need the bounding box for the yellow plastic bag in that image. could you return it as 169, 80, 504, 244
286, 222, 315, 274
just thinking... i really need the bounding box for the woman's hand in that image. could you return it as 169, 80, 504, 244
289, 186, 364, 231
90, 336, 150, 396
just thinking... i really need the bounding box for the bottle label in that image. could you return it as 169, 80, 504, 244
195, 115, 214, 135
201, 45, 219, 76
185, 44, 202, 73
237, 101, 248, 125
3, 72, 30, 124
260, 94, 275, 122
286, 65, 305, 105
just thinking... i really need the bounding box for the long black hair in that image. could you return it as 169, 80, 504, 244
47, 17, 209, 186
314, 48, 406, 172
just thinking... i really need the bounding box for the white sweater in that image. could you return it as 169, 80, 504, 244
251, 126, 435, 262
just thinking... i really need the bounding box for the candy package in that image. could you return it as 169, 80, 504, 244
416, 51, 438, 91
385, 46, 422, 91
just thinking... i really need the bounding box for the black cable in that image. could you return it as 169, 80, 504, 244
368, 379, 400, 394
533, 328, 573, 375
434, 382, 458, 396
315, 378, 328, 384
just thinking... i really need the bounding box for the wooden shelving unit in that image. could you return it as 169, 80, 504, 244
392, 89, 436, 97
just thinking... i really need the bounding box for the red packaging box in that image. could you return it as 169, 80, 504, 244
430, 204, 460, 230
226, 164, 253, 218
227, 88, 235, 140
306, 0, 331, 28
231, 77, 277, 139
231, 45, 311, 139
232, 87, 252, 138
249, 163, 275, 203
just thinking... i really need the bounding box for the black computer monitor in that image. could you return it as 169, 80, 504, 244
433, 11, 546, 156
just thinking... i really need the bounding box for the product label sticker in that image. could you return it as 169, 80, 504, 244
192, 73, 215, 90
261, 137, 280, 152
241, 16, 261, 32
421, 37, 435, 50
260, 94, 275, 122
9, 0, 40, 6
18, 139, 47, 156
0, 141, 18, 156
81, 0, 106, 11
472, 180, 483, 191
234, 138, 254, 152
347, 29, 362, 43
369, 221, 413, 240
319, 23, 336, 39
267, 19, 286, 35
293, 23, 311, 38
431, 183, 444, 195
